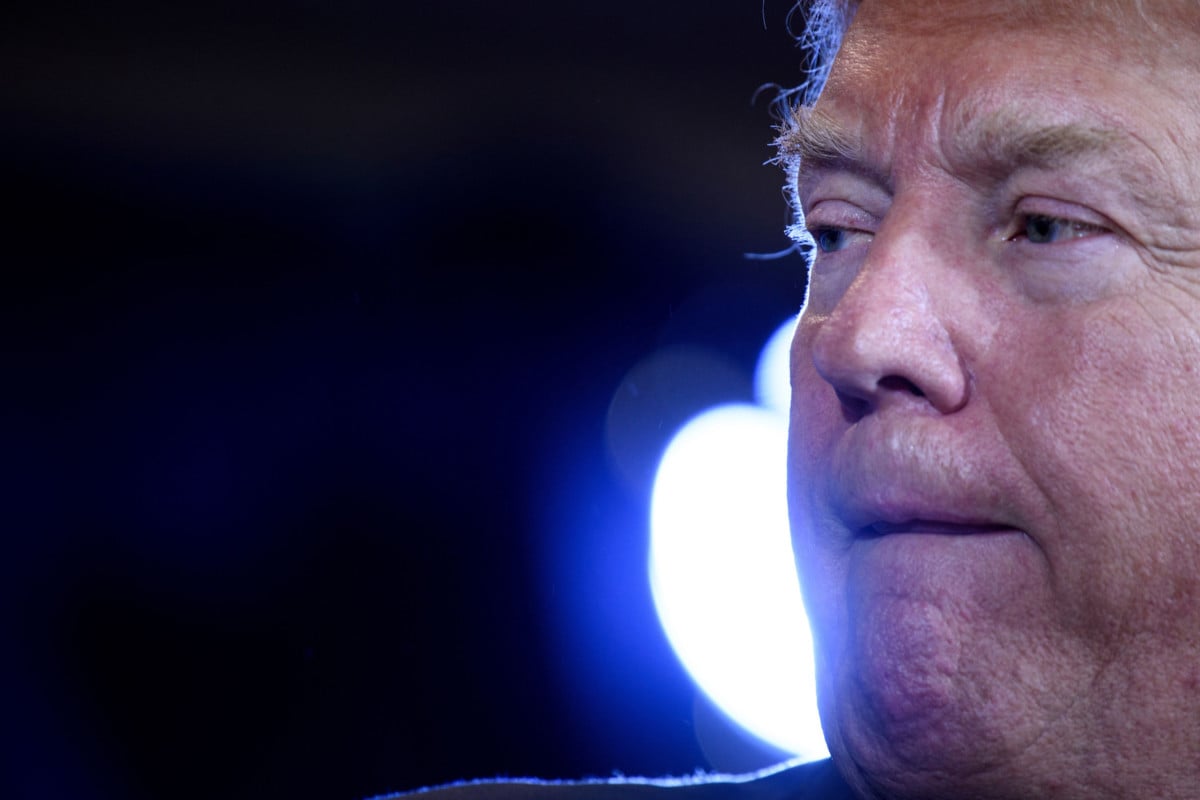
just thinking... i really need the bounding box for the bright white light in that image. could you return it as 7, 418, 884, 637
649, 315, 827, 762
754, 315, 797, 414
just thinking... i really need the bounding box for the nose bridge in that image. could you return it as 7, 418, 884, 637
845, 227, 940, 347
810, 208, 969, 415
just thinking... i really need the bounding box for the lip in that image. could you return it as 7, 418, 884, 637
808, 414, 1028, 542
859, 519, 1018, 538
833, 490, 1018, 541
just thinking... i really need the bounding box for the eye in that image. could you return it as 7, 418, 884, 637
811, 226, 863, 254
800, 195, 878, 258
1014, 214, 1106, 244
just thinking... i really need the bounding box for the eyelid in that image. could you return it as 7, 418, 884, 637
1018, 215, 1105, 236
1005, 196, 1113, 236
803, 198, 878, 233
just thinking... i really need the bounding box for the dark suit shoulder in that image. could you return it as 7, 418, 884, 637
384, 759, 853, 800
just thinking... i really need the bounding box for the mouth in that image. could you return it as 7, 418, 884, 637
858, 519, 1017, 539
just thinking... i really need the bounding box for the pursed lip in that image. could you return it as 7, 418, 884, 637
815, 416, 1025, 543
859, 519, 1018, 538
830, 476, 1019, 540
827, 476, 1023, 542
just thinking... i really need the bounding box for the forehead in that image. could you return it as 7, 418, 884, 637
829, 0, 1200, 91
804, 0, 1200, 178
845, 0, 1200, 46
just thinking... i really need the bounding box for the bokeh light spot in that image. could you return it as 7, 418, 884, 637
754, 315, 798, 414
649, 315, 826, 762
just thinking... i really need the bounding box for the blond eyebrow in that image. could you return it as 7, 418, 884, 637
953, 106, 1122, 173
775, 103, 1122, 178
775, 105, 859, 167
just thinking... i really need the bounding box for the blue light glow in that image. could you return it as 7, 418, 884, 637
754, 316, 797, 414
649, 315, 827, 762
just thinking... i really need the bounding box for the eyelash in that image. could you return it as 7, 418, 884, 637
809, 225, 868, 254
1009, 213, 1107, 244
810, 227, 842, 253
805, 208, 1109, 261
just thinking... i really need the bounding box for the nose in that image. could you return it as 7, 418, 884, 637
807, 230, 970, 418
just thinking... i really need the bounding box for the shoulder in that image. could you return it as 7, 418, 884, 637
383, 759, 853, 800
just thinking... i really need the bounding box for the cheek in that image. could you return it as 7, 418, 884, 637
788, 326, 852, 659
996, 303, 1200, 627
788, 322, 840, 500
789, 317, 845, 444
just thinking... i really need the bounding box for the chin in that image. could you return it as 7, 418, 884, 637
822, 648, 1040, 800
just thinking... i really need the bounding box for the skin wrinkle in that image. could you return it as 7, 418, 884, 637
1017, 321, 1195, 782
785, 101, 1126, 188
786, 4, 1200, 237
787, 1, 1200, 797
1119, 121, 1200, 251
806, 55, 1200, 296
793, 106, 1173, 230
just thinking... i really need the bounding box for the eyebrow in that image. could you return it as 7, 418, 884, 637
775, 105, 859, 168
951, 106, 1121, 175
777, 103, 1122, 180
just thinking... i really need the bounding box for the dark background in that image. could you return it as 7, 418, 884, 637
5, 2, 811, 798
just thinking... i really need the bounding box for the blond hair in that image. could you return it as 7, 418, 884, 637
791, 0, 857, 106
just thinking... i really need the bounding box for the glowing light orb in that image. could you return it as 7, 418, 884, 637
649, 316, 827, 762
754, 315, 797, 414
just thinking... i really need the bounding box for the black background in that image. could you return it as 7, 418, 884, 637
5, 2, 812, 798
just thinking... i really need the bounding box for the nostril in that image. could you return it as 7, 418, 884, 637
835, 389, 870, 422
878, 375, 925, 397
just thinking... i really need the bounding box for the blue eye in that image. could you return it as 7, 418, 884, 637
1020, 214, 1102, 244
813, 227, 848, 253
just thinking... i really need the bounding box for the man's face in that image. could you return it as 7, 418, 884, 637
788, 2, 1200, 797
